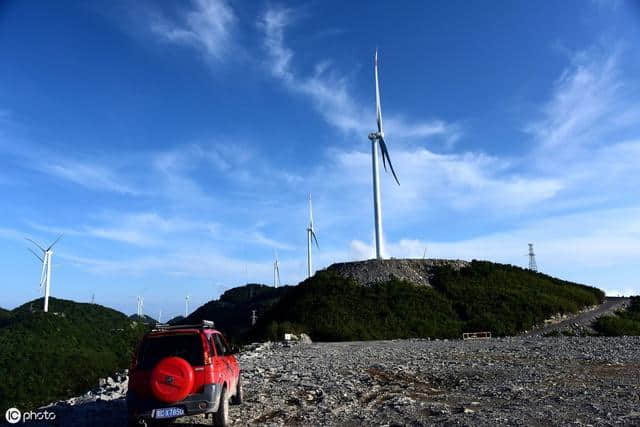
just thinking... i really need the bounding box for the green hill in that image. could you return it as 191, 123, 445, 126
593, 296, 640, 336
129, 313, 158, 325
0, 297, 147, 410
167, 315, 185, 325
181, 284, 290, 343
253, 260, 605, 341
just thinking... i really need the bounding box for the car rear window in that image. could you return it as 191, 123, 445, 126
138, 333, 204, 369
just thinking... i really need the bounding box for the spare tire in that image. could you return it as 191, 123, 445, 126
150, 356, 194, 403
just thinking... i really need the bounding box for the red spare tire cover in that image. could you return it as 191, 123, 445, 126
150, 357, 194, 403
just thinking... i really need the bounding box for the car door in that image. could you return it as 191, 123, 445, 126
210, 334, 226, 386
219, 334, 239, 384
213, 333, 234, 391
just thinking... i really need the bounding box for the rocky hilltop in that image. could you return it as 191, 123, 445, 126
325, 258, 470, 287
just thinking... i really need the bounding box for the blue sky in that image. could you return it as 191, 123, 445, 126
1, 0, 640, 317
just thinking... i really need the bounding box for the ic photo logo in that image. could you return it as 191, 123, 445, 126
5, 407, 56, 424
5, 408, 21, 424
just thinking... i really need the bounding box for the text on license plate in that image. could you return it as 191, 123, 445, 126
154, 407, 185, 419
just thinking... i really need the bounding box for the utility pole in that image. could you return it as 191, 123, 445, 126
528, 243, 537, 272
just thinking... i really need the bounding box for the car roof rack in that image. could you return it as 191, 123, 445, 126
153, 320, 215, 331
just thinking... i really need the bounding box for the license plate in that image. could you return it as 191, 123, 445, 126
154, 407, 185, 419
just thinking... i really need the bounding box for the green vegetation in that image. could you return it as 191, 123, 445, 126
429, 261, 604, 336
129, 314, 158, 325
0, 298, 147, 411
182, 284, 290, 343
253, 273, 461, 341
167, 315, 184, 325
252, 261, 604, 341
593, 296, 640, 336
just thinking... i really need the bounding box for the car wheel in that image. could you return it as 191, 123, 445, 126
213, 385, 229, 427
231, 375, 243, 405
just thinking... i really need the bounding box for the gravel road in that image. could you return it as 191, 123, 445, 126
525, 297, 630, 337
39, 336, 640, 426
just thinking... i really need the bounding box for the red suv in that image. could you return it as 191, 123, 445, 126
127, 320, 243, 426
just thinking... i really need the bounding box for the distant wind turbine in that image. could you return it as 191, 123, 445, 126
274, 251, 281, 288
306, 194, 319, 278
26, 234, 63, 313
136, 296, 144, 317
185, 294, 191, 317
367, 50, 400, 259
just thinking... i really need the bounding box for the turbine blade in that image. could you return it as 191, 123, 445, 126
28, 248, 44, 263
311, 230, 319, 249
48, 233, 63, 250
25, 237, 45, 252
374, 49, 384, 135
379, 141, 388, 172
379, 137, 400, 185
308, 193, 313, 228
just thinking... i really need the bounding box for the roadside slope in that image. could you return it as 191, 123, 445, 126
526, 297, 630, 337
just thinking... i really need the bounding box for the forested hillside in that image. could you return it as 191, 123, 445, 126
0, 298, 147, 410
253, 261, 604, 341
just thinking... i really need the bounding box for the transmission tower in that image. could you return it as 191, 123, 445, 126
528, 243, 537, 272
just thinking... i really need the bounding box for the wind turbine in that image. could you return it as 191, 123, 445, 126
26, 234, 63, 313
273, 251, 281, 288
367, 50, 400, 259
185, 294, 191, 317
136, 296, 144, 317
306, 193, 319, 278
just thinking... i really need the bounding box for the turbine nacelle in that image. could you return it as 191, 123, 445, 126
368, 131, 384, 141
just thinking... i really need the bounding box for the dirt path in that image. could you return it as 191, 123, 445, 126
525, 297, 630, 337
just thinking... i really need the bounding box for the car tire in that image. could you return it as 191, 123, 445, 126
213, 385, 229, 427
231, 375, 243, 405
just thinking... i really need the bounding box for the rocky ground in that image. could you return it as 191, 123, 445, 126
326, 258, 469, 287
34, 336, 639, 426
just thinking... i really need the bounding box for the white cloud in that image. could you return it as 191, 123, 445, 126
0, 227, 25, 241
257, 6, 459, 142
150, 0, 236, 61
527, 46, 627, 155
43, 161, 139, 195
350, 206, 640, 294
251, 232, 295, 251
30, 212, 218, 247
323, 147, 563, 218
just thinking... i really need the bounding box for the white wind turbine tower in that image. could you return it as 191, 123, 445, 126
136, 296, 144, 317
367, 50, 400, 259
185, 294, 191, 317
26, 234, 63, 313
273, 251, 281, 288
306, 193, 319, 278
